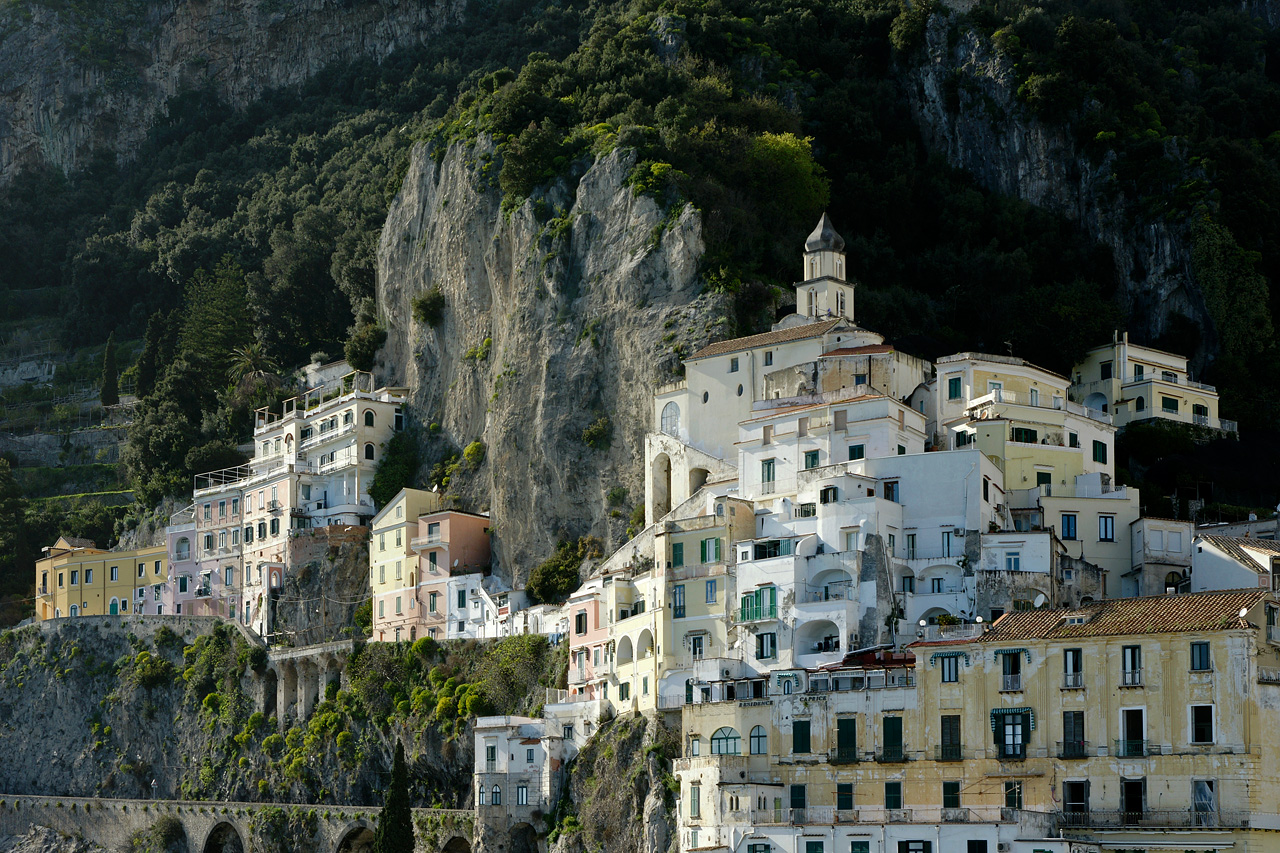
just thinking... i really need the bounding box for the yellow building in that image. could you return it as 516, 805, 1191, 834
368, 487, 443, 642
36, 537, 168, 619
1070, 331, 1234, 432
673, 590, 1280, 852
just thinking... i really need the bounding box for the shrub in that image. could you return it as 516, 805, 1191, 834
262, 734, 284, 755
411, 288, 446, 326
463, 440, 486, 466
526, 537, 602, 604
344, 322, 387, 372
581, 416, 612, 450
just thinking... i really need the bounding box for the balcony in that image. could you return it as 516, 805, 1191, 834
997, 743, 1026, 761
831, 746, 860, 765
751, 806, 836, 826
1057, 740, 1090, 759
1121, 668, 1143, 687
1114, 738, 1152, 758
735, 604, 778, 623
1062, 672, 1084, 689
875, 746, 907, 763
568, 669, 588, 685
935, 743, 963, 762
1059, 809, 1248, 829
941, 808, 970, 822
1001, 673, 1022, 692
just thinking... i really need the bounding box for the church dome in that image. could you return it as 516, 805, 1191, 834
804, 213, 845, 253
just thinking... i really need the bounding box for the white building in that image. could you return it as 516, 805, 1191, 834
1191, 534, 1279, 592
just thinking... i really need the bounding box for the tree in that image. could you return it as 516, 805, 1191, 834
100, 333, 119, 406
181, 257, 254, 390
370, 431, 421, 510
373, 742, 414, 853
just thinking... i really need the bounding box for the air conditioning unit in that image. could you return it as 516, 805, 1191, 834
722, 669, 731, 678
952, 528, 964, 536
997, 845, 1010, 853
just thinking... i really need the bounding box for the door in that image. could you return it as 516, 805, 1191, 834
1193, 780, 1216, 826
1062, 781, 1089, 825
940, 715, 961, 760
1122, 709, 1144, 757
837, 717, 857, 761
690, 635, 704, 660
1062, 711, 1085, 757
789, 784, 806, 822
1120, 779, 1144, 824
883, 716, 903, 761
109, 599, 118, 615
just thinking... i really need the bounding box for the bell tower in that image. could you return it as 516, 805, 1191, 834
799, 213, 854, 321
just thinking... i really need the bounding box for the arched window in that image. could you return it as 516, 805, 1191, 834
479, 786, 487, 806
1165, 571, 1184, 593
55, 608, 61, 618
364, 410, 375, 427
109, 598, 119, 615
491, 785, 502, 805
783, 680, 793, 694
661, 402, 681, 436
70, 605, 78, 617
1135, 396, 1146, 412
807, 289, 817, 316
750, 725, 768, 755
711, 727, 741, 755
176, 537, 190, 561
836, 289, 846, 316
364, 443, 375, 461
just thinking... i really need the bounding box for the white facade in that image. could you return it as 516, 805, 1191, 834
1191, 535, 1277, 592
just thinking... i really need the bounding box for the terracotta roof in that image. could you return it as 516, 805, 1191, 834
820, 345, 895, 357
57, 536, 96, 548
1198, 535, 1280, 574
688, 319, 844, 360
978, 589, 1269, 642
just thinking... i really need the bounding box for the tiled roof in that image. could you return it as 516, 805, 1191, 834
1199, 535, 1280, 574
59, 536, 96, 548
978, 589, 1269, 641
820, 345, 895, 356
688, 319, 844, 360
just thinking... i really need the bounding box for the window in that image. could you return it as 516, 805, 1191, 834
883, 481, 899, 502
761, 458, 776, 489
930, 577, 943, 593
364, 443, 375, 460
699, 537, 721, 563
110, 566, 118, 581
756, 632, 777, 660
1193, 780, 1216, 825
948, 376, 962, 400
1099, 515, 1115, 542
941, 531, 951, 557
1188, 640, 1213, 672
749, 725, 768, 755
1062, 711, 1085, 758
70, 570, 78, 586
803, 450, 819, 470
379, 600, 385, 618
1100, 361, 1113, 380
906, 534, 916, 559
1061, 513, 1077, 540
900, 574, 913, 594
1004, 781, 1023, 810
516, 785, 528, 806
711, 727, 740, 755
203, 534, 213, 552
428, 592, 438, 612
225, 567, 234, 586
942, 781, 961, 809
939, 714, 961, 760
1005, 551, 1020, 572
882, 716, 903, 761
897, 444, 906, 455
269, 518, 279, 536
457, 589, 466, 609
1135, 395, 1146, 411
729, 357, 739, 373
218, 500, 226, 518
705, 579, 716, 603
792, 719, 810, 754
491, 786, 501, 806
1000, 713, 1027, 759
790, 784, 807, 813
884, 782, 903, 810
672, 585, 685, 619
836, 783, 853, 811
1122, 645, 1142, 685
395, 596, 402, 615
153, 585, 162, 601
1191, 705, 1214, 744
1063, 648, 1083, 687
983, 478, 989, 501
940, 656, 959, 683
1162, 396, 1179, 413
1092, 440, 1108, 464
179, 576, 188, 594
848, 444, 865, 461
806, 843, 824, 853
820, 485, 839, 504
764, 351, 773, 366
1012, 427, 1038, 444
1001, 653, 1022, 691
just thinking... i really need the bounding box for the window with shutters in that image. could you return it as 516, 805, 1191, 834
793, 720, 811, 754
671, 542, 684, 567
848, 444, 865, 460
836, 783, 853, 810
1061, 711, 1086, 758
700, 538, 722, 563
884, 782, 902, 810
942, 781, 961, 809
836, 717, 857, 762
882, 716, 903, 762
804, 450, 820, 469
672, 585, 685, 619
939, 715, 961, 760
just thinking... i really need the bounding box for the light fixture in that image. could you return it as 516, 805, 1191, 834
976, 616, 984, 623
918, 619, 927, 627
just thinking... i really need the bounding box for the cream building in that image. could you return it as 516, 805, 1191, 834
1070, 331, 1234, 432
36, 538, 167, 619
368, 487, 443, 643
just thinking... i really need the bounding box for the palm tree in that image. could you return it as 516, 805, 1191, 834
227, 340, 280, 385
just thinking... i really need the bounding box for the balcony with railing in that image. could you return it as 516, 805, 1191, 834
1001, 673, 1023, 692
1121, 668, 1143, 686
875, 745, 908, 763
830, 745, 860, 764
734, 602, 778, 624
1057, 740, 1090, 759
935, 743, 963, 762
1062, 672, 1084, 689
967, 389, 1111, 425
1114, 738, 1152, 758
1059, 809, 1248, 829
997, 743, 1026, 761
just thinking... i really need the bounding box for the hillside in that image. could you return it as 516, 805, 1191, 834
0, 0, 1278, 611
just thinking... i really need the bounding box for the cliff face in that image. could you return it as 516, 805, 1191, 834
0, 0, 463, 182
905, 16, 1214, 362
376, 139, 727, 581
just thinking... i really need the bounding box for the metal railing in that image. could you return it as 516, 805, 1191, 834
1122, 668, 1143, 686
1059, 809, 1247, 828
997, 744, 1026, 761
831, 746, 860, 764
936, 743, 963, 761
1057, 740, 1089, 759
1001, 673, 1022, 691
1114, 739, 1150, 758
736, 603, 778, 622
875, 746, 907, 763
1062, 672, 1084, 689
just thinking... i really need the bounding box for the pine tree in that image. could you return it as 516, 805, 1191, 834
373, 742, 414, 853
99, 333, 119, 406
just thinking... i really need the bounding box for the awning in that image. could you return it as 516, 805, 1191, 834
990, 707, 1036, 731
929, 650, 971, 668
994, 647, 1031, 662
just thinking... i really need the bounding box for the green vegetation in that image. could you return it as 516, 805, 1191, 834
527, 536, 602, 604
462, 440, 486, 467
373, 742, 414, 853
126, 814, 186, 853
411, 288, 447, 327
369, 431, 423, 510
581, 415, 613, 451
99, 333, 119, 407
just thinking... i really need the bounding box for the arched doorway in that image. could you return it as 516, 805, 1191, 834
442, 837, 471, 853
689, 467, 710, 495
651, 452, 672, 521
333, 823, 375, 853
202, 821, 245, 853
509, 823, 537, 853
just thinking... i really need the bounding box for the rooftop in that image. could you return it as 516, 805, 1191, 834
805, 212, 845, 253
741, 393, 886, 423
978, 589, 1269, 641
820, 344, 896, 357
1197, 535, 1280, 574
688, 318, 844, 361
936, 351, 1067, 381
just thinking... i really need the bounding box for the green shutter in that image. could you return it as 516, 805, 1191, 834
793, 720, 811, 754
837, 717, 857, 756
884, 716, 903, 752
700, 539, 707, 563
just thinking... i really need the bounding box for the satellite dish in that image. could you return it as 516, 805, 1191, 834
1240, 607, 1249, 618
1033, 593, 1047, 609
453, 559, 459, 567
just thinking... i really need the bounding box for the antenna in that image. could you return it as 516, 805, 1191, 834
1033, 593, 1047, 609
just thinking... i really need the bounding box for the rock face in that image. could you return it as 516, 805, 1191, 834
0, 826, 107, 853
0, 0, 463, 182
905, 16, 1215, 362
376, 139, 727, 582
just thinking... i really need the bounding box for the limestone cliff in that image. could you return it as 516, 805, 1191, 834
375, 139, 728, 582
905, 15, 1215, 365
0, 0, 463, 182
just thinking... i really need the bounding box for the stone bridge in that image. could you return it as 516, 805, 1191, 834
258, 638, 356, 725
0, 794, 474, 853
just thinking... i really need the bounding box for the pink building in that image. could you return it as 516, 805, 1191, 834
565, 578, 610, 702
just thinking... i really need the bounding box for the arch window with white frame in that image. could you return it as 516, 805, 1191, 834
836, 289, 846, 316
710, 727, 741, 755
364, 410, 375, 427
661, 402, 681, 436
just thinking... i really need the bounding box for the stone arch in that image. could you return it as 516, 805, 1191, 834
332, 821, 376, 853
637, 628, 654, 659
651, 452, 672, 521
279, 660, 298, 724
509, 823, 537, 853
201, 821, 246, 853
1083, 392, 1108, 413
441, 837, 471, 853
262, 666, 278, 717
689, 467, 710, 496
616, 634, 634, 665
